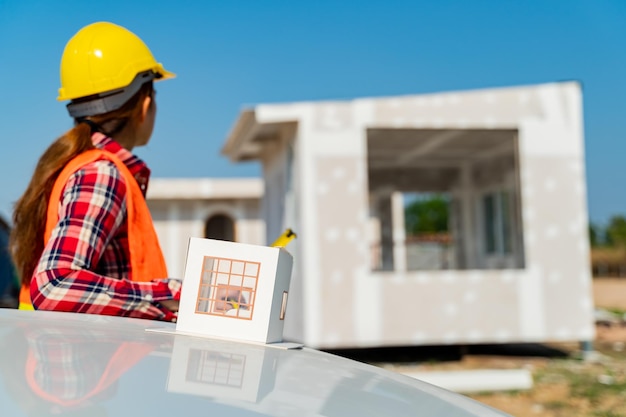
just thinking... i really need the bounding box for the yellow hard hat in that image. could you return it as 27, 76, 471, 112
58, 22, 174, 105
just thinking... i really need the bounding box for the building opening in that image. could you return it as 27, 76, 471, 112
205, 214, 235, 242
367, 128, 525, 272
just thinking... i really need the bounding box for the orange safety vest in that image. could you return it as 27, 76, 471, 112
19, 149, 168, 310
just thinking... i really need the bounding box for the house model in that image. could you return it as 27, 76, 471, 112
176, 238, 294, 345
220, 81, 595, 350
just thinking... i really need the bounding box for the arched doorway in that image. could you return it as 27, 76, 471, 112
204, 214, 235, 242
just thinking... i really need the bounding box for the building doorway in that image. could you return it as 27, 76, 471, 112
204, 214, 235, 242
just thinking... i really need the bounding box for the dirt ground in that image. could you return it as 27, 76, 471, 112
593, 278, 626, 311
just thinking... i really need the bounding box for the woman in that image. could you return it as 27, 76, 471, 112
10, 22, 180, 321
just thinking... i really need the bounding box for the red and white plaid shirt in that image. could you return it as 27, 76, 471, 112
31, 133, 180, 321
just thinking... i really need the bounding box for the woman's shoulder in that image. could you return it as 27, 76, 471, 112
70, 156, 123, 177
64, 157, 128, 194
56, 159, 128, 213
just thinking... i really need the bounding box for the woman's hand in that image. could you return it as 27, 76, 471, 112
159, 299, 179, 312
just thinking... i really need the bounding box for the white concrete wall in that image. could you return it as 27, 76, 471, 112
250, 82, 593, 349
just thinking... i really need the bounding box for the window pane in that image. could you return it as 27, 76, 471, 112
501, 191, 513, 254
483, 195, 496, 254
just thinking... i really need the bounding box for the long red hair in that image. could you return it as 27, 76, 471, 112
10, 82, 154, 285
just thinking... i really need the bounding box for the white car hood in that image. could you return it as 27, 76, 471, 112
0, 309, 510, 417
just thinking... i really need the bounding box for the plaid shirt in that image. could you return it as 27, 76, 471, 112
31, 133, 180, 321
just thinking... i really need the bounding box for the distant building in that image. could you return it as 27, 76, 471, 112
591, 247, 626, 277
221, 81, 594, 349
146, 178, 264, 278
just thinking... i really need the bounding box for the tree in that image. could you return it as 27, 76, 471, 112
606, 215, 626, 247
404, 195, 449, 235
589, 222, 600, 247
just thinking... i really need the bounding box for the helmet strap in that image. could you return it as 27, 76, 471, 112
67, 71, 156, 118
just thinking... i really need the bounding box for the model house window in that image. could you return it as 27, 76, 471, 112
195, 256, 258, 320
482, 191, 512, 255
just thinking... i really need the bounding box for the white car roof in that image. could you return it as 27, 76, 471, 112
0, 309, 510, 416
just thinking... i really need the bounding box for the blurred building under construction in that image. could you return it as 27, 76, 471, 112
148, 81, 594, 350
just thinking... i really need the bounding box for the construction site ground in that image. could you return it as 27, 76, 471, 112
330, 277, 626, 417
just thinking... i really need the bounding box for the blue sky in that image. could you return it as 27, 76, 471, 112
0, 0, 624, 226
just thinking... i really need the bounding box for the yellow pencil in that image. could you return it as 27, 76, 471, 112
271, 228, 297, 248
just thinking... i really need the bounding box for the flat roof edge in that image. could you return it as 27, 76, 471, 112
147, 178, 263, 200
